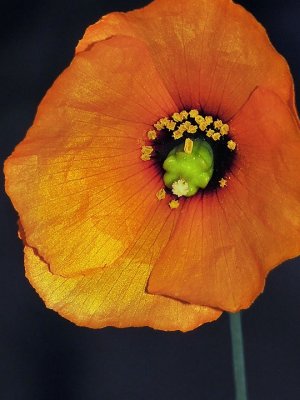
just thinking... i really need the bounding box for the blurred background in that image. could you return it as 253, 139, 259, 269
1, 0, 299, 399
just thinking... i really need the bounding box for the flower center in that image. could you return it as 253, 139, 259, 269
163, 138, 214, 197
141, 109, 237, 208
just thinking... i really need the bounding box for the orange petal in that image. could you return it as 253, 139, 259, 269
24, 245, 221, 331
148, 87, 300, 312
77, 0, 295, 120
5, 35, 177, 277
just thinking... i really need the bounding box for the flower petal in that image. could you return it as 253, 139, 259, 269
5, 36, 177, 277
77, 0, 295, 120
147, 87, 300, 312
24, 245, 221, 331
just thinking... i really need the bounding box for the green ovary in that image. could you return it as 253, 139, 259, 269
163, 139, 214, 197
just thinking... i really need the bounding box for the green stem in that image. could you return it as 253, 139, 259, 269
229, 312, 248, 400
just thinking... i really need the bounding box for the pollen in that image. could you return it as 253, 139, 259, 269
187, 124, 197, 134
212, 132, 221, 141
220, 124, 229, 135
172, 112, 183, 122
205, 116, 213, 124
141, 153, 151, 161
173, 129, 184, 140
156, 188, 166, 200
172, 179, 189, 197
147, 130, 157, 140
180, 110, 189, 120
206, 129, 214, 138
183, 121, 191, 129
227, 140, 237, 150
199, 121, 208, 131
214, 119, 223, 129
141, 145, 153, 155
184, 138, 194, 154
141, 145, 153, 161
169, 199, 180, 209
219, 178, 227, 188
160, 117, 169, 127
178, 124, 187, 133
195, 115, 205, 125
189, 109, 199, 118
166, 120, 176, 131
154, 121, 163, 131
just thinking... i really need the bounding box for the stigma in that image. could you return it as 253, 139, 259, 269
163, 138, 214, 197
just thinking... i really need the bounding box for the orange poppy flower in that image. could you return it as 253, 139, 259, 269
4, 0, 300, 331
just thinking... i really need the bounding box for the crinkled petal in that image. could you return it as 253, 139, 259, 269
5, 36, 177, 277
148, 88, 300, 312
24, 245, 221, 331
77, 0, 295, 120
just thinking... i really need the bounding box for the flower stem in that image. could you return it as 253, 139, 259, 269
229, 312, 248, 400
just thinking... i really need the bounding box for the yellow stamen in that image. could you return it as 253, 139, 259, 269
147, 130, 157, 140
141, 145, 153, 155
172, 112, 183, 122
172, 179, 189, 197
183, 121, 191, 129
227, 140, 237, 150
195, 115, 205, 125
154, 122, 163, 131
212, 132, 221, 141
180, 110, 189, 120
184, 138, 194, 154
141, 153, 151, 161
220, 124, 229, 135
173, 130, 184, 140
166, 120, 176, 131
177, 124, 187, 135
206, 129, 215, 138
187, 125, 198, 134
214, 119, 223, 129
169, 199, 180, 209
219, 178, 227, 188
156, 188, 166, 200
189, 109, 199, 118
141, 145, 153, 161
199, 121, 207, 131
159, 117, 169, 127
205, 116, 213, 125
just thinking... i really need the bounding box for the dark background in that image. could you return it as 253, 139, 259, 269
1, 1, 299, 399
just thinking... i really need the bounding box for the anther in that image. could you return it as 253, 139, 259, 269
189, 109, 199, 118
173, 130, 184, 140
180, 110, 189, 120
172, 112, 183, 122
206, 129, 214, 138
205, 116, 213, 124
220, 124, 229, 135
141, 145, 154, 161
214, 119, 223, 129
227, 140, 237, 151
184, 138, 194, 154
219, 178, 227, 188
156, 188, 166, 200
166, 120, 176, 131
169, 199, 180, 209
147, 130, 157, 140
212, 132, 221, 141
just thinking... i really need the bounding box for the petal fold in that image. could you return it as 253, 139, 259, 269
24, 245, 221, 331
